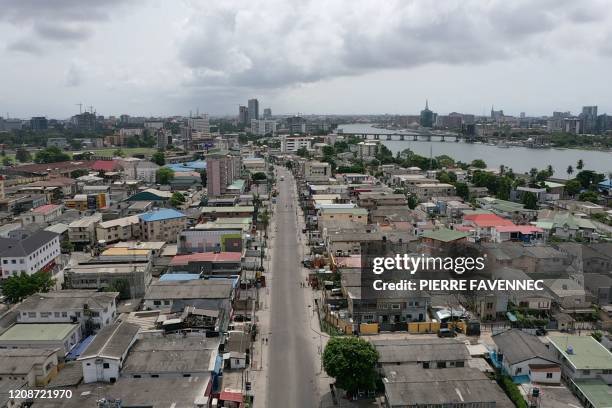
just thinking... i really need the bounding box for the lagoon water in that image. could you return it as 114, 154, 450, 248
337, 123, 612, 177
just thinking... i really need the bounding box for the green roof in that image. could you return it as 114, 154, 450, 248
546, 213, 597, 230
549, 335, 612, 370
0, 324, 78, 341
421, 228, 469, 243
573, 379, 612, 408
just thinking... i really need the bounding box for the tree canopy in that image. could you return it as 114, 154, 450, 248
170, 192, 186, 207
322, 337, 379, 396
34, 147, 71, 163
151, 150, 166, 166
156, 167, 174, 184
1, 272, 56, 303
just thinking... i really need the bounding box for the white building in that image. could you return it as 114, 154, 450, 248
79, 321, 140, 384
16, 290, 119, 334
188, 115, 210, 133
19, 204, 63, 226
0, 231, 61, 279
281, 135, 313, 153
303, 161, 331, 183
250, 119, 277, 135
135, 161, 160, 183
357, 141, 378, 159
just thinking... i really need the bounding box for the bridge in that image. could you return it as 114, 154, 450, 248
335, 130, 480, 142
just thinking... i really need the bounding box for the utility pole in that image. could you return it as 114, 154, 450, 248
76, 103, 82, 114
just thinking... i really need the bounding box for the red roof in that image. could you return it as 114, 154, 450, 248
92, 160, 119, 172
170, 252, 242, 266
495, 225, 543, 234
463, 213, 514, 228
32, 204, 61, 214
219, 391, 243, 403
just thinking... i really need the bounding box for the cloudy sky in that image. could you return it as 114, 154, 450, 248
1, 0, 611, 119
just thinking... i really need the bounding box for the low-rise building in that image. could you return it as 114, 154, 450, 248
143, 279, 235, 310
492, 329, 560, 384
303, 161, 331, 183
0, 230, 61, 279
412, 183, 456, 200
548, 335, 612, 385
169, 252, 242, 275
95, 215, 141, 244
373, 338, 470, 369
0, 323, 81, 357
15, 290, 118, 335
0, 348, 60, 386
68, 214, 102, 246
19, 204, 63, 225
78, 321, 140, 384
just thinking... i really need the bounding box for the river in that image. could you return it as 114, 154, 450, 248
337, 124, 612, 178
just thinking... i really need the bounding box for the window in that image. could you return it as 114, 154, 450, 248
437, 362, 446, 368
516, 367, 522, 374
61, 312, 68, 317
422, 362, 430, 369
455, 361, 464, 368
163, 300, 170, 305
546, 373, 553, 379
151, 374, 159, 378
153, 300, 161, 306
28, 312, 36, 318
103, 363, 110, 369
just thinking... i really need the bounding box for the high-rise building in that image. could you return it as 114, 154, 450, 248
238, 105, 248, 126
490, 106, 504, 121
206, 154, 242, 197
286, 116, 306, 134
263, 108, 272, 119
581, 105, 598, 134
250, 119, 277, 135
248, 99, 259, 121
420, 100, 434, 128
188, 115, 210, 133
30, 117, 48, 131
73, 112, 97, 132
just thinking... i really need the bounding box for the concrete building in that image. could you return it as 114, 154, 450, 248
78, 321, 140, 384
357, 141, 378, 159
242, 157, 267, 173
263, 108, 272, 119
95, 215, 141, 244
135, 161, 160, 183
303, 161, 331, 182
0, 348, 60, 387
373, 338, 470, 369
138, 209, 186, 243
0, 230, 61, 279
250, 119, 277, 135
206, 154, 242, 197
19, 204, 63, 225
15, 290, 118, 335
63, 261, 152, 299
238, 105, 248, 126
280, 135, 312, 153
143, 279, 234, 310
0, 323, 81, 357
412, 183, 456, 200
68, 214, 102, 246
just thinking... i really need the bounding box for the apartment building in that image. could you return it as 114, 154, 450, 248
68, 214, 102, 246
96, 215, 141, 244
138, 209, 186, 243
0, 231, 61, 279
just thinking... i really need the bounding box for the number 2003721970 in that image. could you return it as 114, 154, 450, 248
10, 389, 73, 399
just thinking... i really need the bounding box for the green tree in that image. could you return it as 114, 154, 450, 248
407, 194, 419, 209
546, 165, 554, 177
454, 182, 470, 201
437, 171, 451, 184
259, 208, 270, 238
61, 240, 74, 253
577, 159, 584, 170
522, 191, 538, 210
566, 165, 573, 177
575, 170, 605, 190
322, 337, 379, 397
564, 179, 581, 197
151, 150, 166, 166
296, 147, 310, 158
252, 172, 267, 181
113, 148, 126, 158
170, 192, 186, 207
15, 148, 32, 163
470, 159, 487, 169
436, 154, 455, 168
579, 190, 599, 204
70, 169, 89, 179
156, 167, 175, 184
34, 146, 70, 163
2, 156, 13, 166
1, 272, 56, 303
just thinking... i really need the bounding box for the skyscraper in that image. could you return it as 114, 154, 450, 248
581, 105, 598, 134
248, 99, 259, 121
263, 108, 272, 119
238, 105, 248, 126
419, 100, 434, 128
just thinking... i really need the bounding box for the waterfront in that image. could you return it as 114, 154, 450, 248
337, 124, 612, 177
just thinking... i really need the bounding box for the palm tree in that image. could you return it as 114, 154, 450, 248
577, 159, 584, 170
259, 208, 270, 239
546, 165, 554, 177
567, 165, 573, 177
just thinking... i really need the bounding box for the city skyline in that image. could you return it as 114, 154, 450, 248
1, 0, 612, 118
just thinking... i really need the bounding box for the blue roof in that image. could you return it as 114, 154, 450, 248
165, 160, 206, 173
65, 335, 95, 361
138, 208, 185, 222
160, 273, 201, 281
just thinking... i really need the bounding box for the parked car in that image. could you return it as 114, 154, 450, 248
438, 328, 456, 338
535, 327, 548, 336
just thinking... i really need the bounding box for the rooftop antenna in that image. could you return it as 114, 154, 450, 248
76, 103, 82, 114
88, 106, 94, 114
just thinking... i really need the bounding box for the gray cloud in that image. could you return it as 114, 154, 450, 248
0, 0, 130, 49
6, 38, 43, 55
178, 0, 610, 90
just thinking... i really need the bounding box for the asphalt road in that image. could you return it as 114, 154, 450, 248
266, 167, 318, 407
